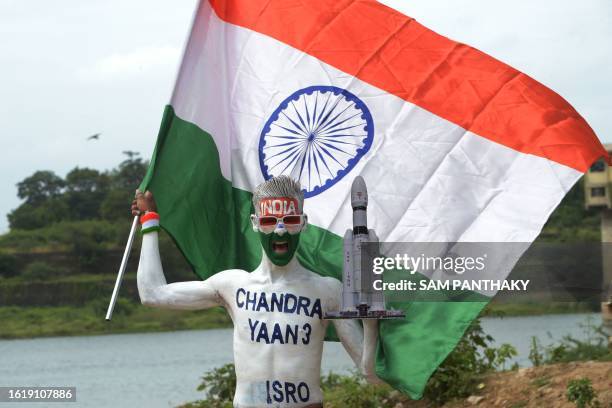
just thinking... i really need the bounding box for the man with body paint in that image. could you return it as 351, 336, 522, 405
133, 175, 380, 408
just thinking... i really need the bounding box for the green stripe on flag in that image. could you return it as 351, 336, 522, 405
140, 105, 261, 278
140, 105, 489, 399
140, 105, 345, 282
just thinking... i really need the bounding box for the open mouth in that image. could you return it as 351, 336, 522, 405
272, 241, 289, 254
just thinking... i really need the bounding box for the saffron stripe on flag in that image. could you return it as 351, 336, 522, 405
172, 1, 583, 246
208, 0, 606, 172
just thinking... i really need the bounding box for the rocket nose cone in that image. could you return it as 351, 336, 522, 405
351, 176, 368, 207
352, 176, 366, 192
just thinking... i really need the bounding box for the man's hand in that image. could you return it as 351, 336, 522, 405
131, 190, 158, 216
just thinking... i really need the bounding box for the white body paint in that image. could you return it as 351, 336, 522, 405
137, 231, 380, 408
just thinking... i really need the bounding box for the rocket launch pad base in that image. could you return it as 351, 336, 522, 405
324, 310, 405, 320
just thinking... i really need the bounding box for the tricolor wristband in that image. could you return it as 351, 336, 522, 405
140, 211, 160, 234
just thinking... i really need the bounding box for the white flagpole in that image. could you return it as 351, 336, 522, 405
105, 215, 139, 321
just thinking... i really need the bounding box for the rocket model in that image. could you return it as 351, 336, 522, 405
325, 176, 405, 319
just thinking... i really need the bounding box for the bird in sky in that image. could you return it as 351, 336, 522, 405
87, 133, 101, 141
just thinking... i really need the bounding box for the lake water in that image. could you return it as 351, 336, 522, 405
0, 313, 603, 408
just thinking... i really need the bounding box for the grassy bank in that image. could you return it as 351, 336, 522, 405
0, 298, 599, 340
0, 302, 231, 339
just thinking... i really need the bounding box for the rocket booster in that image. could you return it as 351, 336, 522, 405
341, 176, 384, 314
325, 176, 404, 319
351, 176, 368, 236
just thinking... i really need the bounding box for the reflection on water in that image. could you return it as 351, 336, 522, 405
0, 313, 602, 408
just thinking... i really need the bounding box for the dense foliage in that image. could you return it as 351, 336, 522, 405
566, 377, 602, 408
0, 152, 145, 274
539, 179, 601, 242
7, 151, 147, 230
423, 318, 517, 404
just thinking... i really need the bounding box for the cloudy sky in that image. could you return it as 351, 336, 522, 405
0, 0, 610, 233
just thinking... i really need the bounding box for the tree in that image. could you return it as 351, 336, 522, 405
65, 167, 109, 194
100, 189, 133, 220
7, 198, 70, 230
111, 151, 148, 191
16, 171, 64, 205
6, 153, 148, 230
101, 151, 148, 220
64, 168, 110, 220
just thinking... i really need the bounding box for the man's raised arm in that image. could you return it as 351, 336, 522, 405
134, 191, 223, 310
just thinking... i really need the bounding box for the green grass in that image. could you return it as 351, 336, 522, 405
0, 301, 232, 339
0, 220, 126, 253
3, 273, 115, 284
531, 375, 551, 388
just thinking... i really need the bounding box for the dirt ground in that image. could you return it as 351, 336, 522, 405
401, 361, 611, 408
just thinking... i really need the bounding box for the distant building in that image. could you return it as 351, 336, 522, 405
584, 144, 612, 209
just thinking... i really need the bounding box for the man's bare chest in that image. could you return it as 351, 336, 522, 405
229, 284, 328, 346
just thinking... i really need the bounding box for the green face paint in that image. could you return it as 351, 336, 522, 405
254, 196, 304, 265
259, 231, 301, 266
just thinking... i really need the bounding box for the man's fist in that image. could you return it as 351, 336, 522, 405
132, 190, 157, 216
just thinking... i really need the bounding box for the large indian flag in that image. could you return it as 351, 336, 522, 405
140, 0, 607, 398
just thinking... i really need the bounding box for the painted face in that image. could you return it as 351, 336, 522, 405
253, 197, 305, 266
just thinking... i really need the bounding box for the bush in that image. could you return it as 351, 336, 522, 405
424, 319, 517, 405
21, 261, 65, 281
88, 297, 135, 318
0, 253, 18, 278
566, 377, 601, 408
0, 229, 48, 252
322, 371, 390, 408
0, 220, 124, 253
181, 364, 235, 408
529, 318, 611, 365
7, 199, 70, 230
529, 336, 544, 367
71, 233, 106, 268
100, 189, 133, 221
